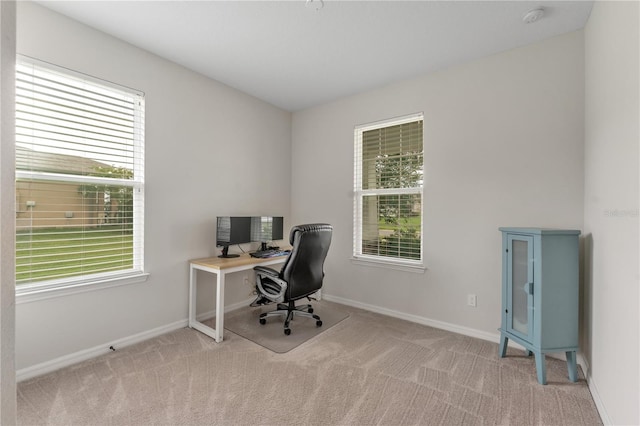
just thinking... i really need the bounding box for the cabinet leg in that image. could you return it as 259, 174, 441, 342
566, 351, 578, 382
534, 352, 547, 385
499, 334, 508, 357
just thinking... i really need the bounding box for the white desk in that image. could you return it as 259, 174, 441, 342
188, 253, 288, 342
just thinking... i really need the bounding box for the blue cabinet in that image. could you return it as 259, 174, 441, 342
498, 227, 581, 384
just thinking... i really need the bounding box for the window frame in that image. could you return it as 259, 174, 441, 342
352, 113, 426, 273
15, 56, 147, 301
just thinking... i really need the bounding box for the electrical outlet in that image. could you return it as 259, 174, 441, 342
467, 294, 477, 307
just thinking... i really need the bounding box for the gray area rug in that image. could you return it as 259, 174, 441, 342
220, 302, 349, 353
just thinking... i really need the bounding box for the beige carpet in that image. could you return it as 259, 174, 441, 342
219, 303, 349, 353
17, 301, 602, 425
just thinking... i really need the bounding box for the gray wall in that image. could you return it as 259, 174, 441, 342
584, 1, 639, 424
13, 2, 639, 424
291, 30, 584, 339
0, 1, 16, 423
15, 2, 292, 370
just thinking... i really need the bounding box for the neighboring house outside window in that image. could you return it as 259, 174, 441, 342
353, 113, 424, 271
15, 57, 146, 296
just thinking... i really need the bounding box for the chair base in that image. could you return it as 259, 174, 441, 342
259, 300, 322, 335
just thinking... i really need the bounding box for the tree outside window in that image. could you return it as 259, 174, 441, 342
354, 114, 423, 263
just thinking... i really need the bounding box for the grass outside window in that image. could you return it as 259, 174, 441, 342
16, 227, 133, 285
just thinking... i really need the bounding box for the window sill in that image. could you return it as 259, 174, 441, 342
16, 272, 150, 304
350, 257, 426, 273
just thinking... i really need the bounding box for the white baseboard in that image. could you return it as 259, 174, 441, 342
18, 297, 254, 383
578, 357, 612, 425
323, 294, 590, 363
323, 293, 608, 423
16, 319, 188, 382
16, 293, 611, 425
323, 294, 500, 343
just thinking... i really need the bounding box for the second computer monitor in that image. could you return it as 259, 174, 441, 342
216, 216, 283, 257
251, 216, 283, 242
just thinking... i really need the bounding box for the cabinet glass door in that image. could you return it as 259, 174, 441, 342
507, 235, 534, 341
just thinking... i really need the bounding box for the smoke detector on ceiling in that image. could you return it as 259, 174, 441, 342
522, 8, 545, 24
306, 0, 324, 12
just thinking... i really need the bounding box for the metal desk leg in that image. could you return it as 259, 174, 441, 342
189, 264, 197, 328
214, 271, 225, 343
188, 264, 221, 342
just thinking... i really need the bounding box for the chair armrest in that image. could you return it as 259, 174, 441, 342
253, 266, 279, 277
254, 267, 287, 303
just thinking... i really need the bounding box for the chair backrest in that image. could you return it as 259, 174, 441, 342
280, 223, 332, 300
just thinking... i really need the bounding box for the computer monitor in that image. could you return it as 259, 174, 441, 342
251, 216, 283, 250
216, 216, 252, 258
271, 216, 284, 240
251, 216, 284, 250
216, 216, 284, 258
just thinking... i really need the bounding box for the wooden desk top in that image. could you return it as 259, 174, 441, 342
190, 251, 289, 271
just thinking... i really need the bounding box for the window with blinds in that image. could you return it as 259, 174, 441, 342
15, 57, 145, 290
353, 113, 423, 265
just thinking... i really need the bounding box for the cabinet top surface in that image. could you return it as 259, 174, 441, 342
499, 227, 581, 235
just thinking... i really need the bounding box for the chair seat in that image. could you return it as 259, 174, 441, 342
252, 223, 332, 335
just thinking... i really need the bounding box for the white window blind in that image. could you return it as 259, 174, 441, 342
354, 113, 423, 265
15, 57, 145, 289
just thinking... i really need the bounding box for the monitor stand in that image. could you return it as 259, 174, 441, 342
218, 245, 239, 258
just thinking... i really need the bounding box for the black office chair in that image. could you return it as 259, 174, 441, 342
251, 223, 332, 335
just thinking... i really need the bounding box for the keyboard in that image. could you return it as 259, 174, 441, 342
250, 249, 291, 259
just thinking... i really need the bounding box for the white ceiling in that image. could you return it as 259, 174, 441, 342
35, 1, 593, 112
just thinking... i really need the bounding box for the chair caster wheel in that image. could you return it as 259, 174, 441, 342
259, 318, 266, 325
308, 308, 314, 313
316, 320, 323, 327
284, 328, 291, 335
